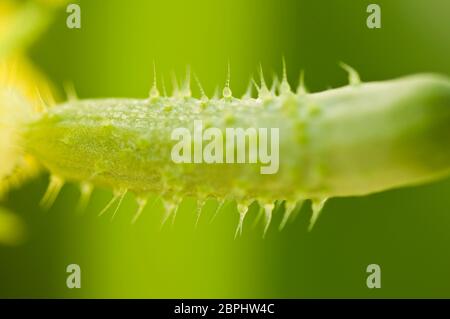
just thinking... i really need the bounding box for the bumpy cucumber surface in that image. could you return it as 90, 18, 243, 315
23, 73, 450, 229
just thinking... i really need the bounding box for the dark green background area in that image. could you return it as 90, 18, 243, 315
1, 0, 450, 298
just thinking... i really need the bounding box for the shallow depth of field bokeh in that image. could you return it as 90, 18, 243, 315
1, 0, 450, 298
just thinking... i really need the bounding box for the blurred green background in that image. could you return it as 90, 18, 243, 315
1, 0, 450, 298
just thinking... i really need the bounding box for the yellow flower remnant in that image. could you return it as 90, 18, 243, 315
0, 207, 25, 246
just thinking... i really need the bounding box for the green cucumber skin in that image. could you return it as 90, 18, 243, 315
24, 74, 450, 203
